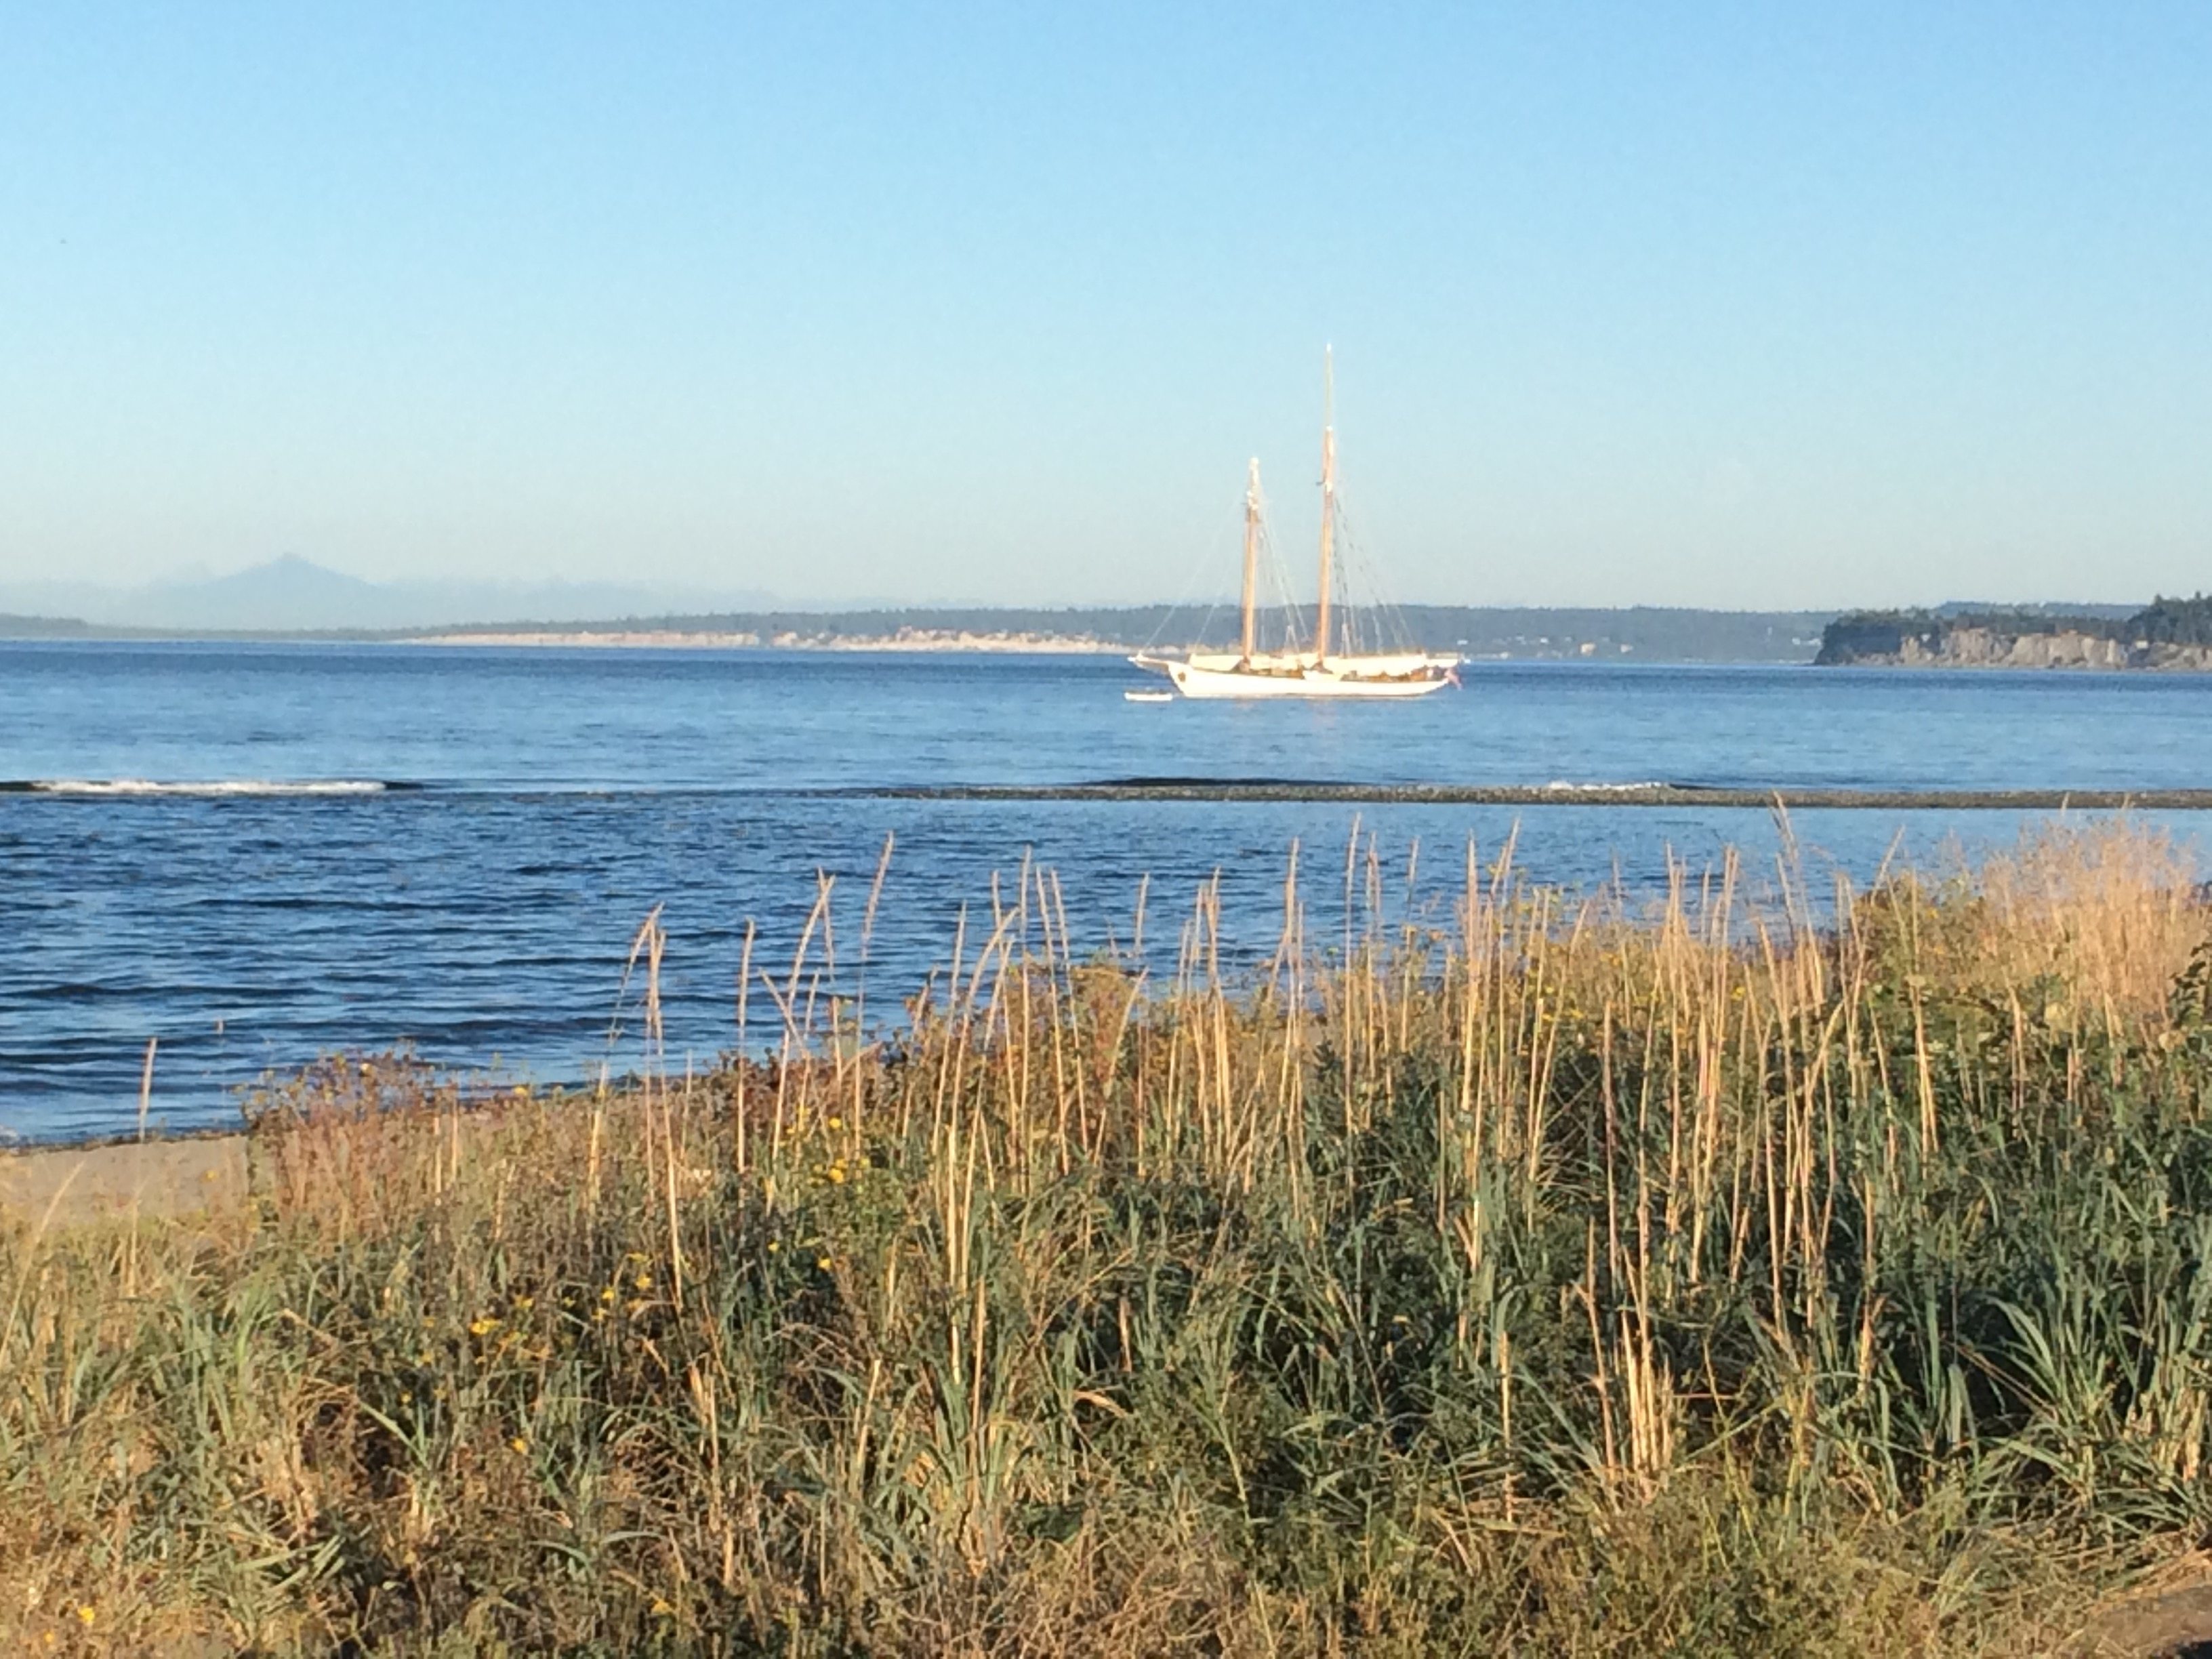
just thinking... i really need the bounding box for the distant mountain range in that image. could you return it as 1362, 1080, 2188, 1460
0, 557, 779, 633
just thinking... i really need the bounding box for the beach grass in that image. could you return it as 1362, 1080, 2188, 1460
6, 821, 2212, 1654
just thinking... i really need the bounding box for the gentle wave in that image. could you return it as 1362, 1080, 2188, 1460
5, 779, 403, 797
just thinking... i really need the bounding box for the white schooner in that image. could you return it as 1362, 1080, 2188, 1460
1130, 356, 1458, 700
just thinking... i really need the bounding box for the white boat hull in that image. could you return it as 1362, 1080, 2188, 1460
1132, 654, 1456, 699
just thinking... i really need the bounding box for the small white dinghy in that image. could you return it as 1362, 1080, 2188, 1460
1124, 688, 1174, 703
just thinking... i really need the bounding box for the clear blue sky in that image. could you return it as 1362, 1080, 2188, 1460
4, 3, 2207, 608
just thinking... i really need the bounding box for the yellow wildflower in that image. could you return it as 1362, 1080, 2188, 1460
76, 1607, 95, 1626
469, 1316, 501, 1337
510, 1436, 530, 1454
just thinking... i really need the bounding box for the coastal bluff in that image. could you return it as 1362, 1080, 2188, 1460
1818, 596, 2212, 670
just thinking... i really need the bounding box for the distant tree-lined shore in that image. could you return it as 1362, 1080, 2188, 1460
20, 597, 2212, 668
0, 604, 1830, 661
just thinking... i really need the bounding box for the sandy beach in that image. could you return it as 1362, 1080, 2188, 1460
0, 1132, 249, 1229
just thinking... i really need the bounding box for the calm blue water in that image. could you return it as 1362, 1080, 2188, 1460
5, 642, 2207, 1141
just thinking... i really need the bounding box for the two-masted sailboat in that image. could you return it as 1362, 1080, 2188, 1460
1129, 358, 1459, 699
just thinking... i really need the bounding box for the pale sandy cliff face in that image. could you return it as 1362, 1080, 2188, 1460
1893, 628, 2212, 670
1897, 628, 2131, 668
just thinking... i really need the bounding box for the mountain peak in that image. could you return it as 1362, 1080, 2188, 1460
196, 555, 373, 591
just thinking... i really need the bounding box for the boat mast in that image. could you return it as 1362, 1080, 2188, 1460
1240, 457, 1261, 664
1313, 348, 1336, 664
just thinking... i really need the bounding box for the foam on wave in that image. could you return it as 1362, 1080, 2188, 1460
7, 779, 400, 797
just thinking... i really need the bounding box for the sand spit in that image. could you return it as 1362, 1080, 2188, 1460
875, 780, 2212, 809
403, 629, 1128, 652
